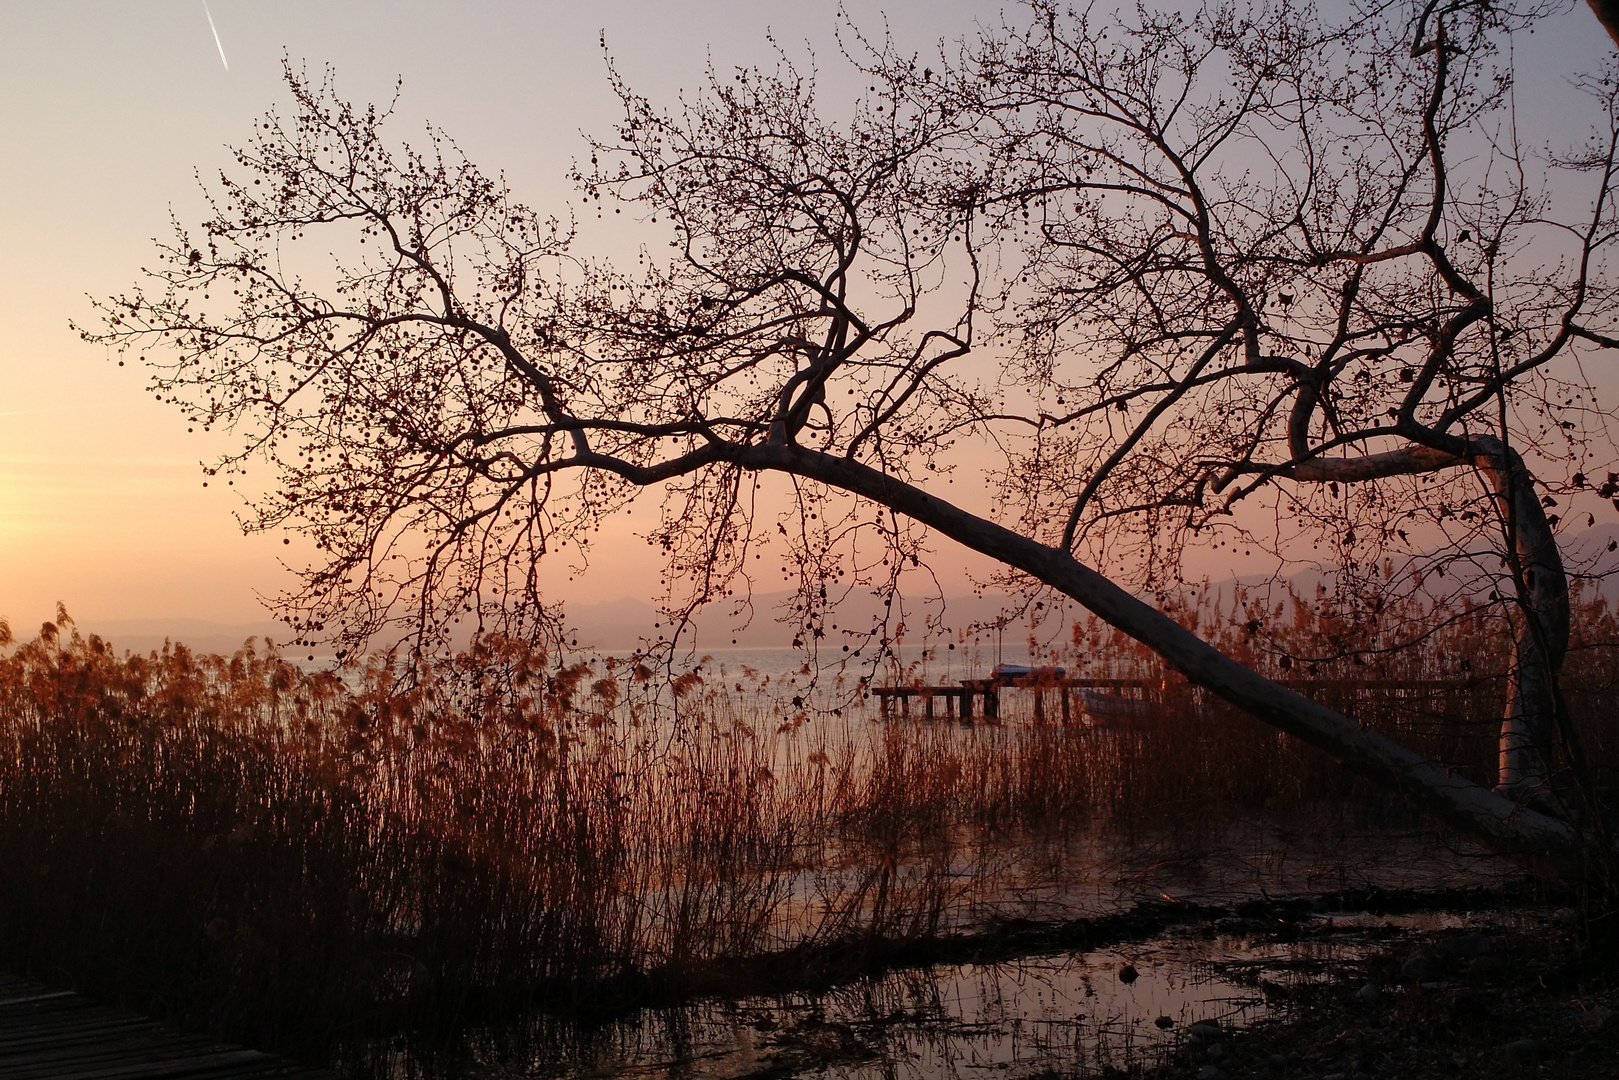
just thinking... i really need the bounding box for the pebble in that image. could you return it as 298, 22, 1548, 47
1268, 1052, 1287, 1067
1189, 1020, 1223, 1041
1196, 1066, 1224, 1080
1118, 964, 1139, 984
1355, 982, 1381, 1004
1154, 1015, 1174, 1029
1507, 1037, 1541, 1061
800, 1022, 857, 1056
1581, 1003, 1614, 1031
1438, 931, 1489, 957
1400, 946, 1438, 980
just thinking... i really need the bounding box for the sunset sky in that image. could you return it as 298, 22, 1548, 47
1, 1, 1615, 638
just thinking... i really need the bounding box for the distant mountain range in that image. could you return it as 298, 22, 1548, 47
563, 522, 1619, 649
66, 524, 1619, 658
70, 593, 1051, 658
560, 589, 1048, 651
74, 618, 294, 658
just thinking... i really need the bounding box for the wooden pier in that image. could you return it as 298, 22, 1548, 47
0, 973, 335, 1079
871, 673, 1131, 722
870, 674, 1472, 724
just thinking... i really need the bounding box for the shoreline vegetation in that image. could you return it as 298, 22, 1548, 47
1, 587, 1617, 1075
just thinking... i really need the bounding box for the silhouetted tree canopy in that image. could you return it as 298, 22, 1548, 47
90, 0, 1619, 879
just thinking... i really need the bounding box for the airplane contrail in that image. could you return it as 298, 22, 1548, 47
203, 1, 229, 71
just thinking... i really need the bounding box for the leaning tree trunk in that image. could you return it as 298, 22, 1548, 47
1587, 0, 1619, 50
1472, 437, 1571, 796
748, 442, 1592, 880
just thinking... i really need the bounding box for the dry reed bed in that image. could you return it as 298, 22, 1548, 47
0, 587, 1615, 1064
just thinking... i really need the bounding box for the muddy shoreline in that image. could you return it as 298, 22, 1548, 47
355, 879, 1612, 1079
718, 881, 1614, 1080
1148, 892, 1619, 1080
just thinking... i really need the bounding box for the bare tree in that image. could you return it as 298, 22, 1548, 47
926, 0, 1619, 823
87, 1, 1619, 878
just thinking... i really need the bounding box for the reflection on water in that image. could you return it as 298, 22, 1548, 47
360, 888, 1557, 1080
380, 919, 1422, 1079
336, 800, 1527, 1080
311, 644, 1525, 1080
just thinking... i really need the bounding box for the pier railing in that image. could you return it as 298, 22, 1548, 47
869, 675, 1481, 725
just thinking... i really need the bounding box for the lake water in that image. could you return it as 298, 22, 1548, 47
318, 644, 1527, 1079
342, 815, 1525, 1080
371, 902, 1535, 1079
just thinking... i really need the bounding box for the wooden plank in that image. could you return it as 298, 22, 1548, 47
0, 1040, 224, 1078
0, 1020, 160, 1053
0, 1029, 213, 1064
0, 974, 336, 1080
4, 1048, 274, 1080
0, 1015, 148, 1043
0, 991, 76, 1008
0, 1010, 151, 1040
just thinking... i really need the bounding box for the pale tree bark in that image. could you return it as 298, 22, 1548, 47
739, 441, 1585, 877
1284, 437, 1569, 795
1473, 439, 1570, 795
1587, 0, 1619, 50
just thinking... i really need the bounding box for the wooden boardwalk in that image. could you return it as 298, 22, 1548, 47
0, 974, 336, 1079
873, 675, 1168, 721
871, 674, 1474, 722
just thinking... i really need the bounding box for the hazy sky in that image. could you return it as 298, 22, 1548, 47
1, 1, 1614, 633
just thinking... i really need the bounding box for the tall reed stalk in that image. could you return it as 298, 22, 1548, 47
0, 586, 1615, 1066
